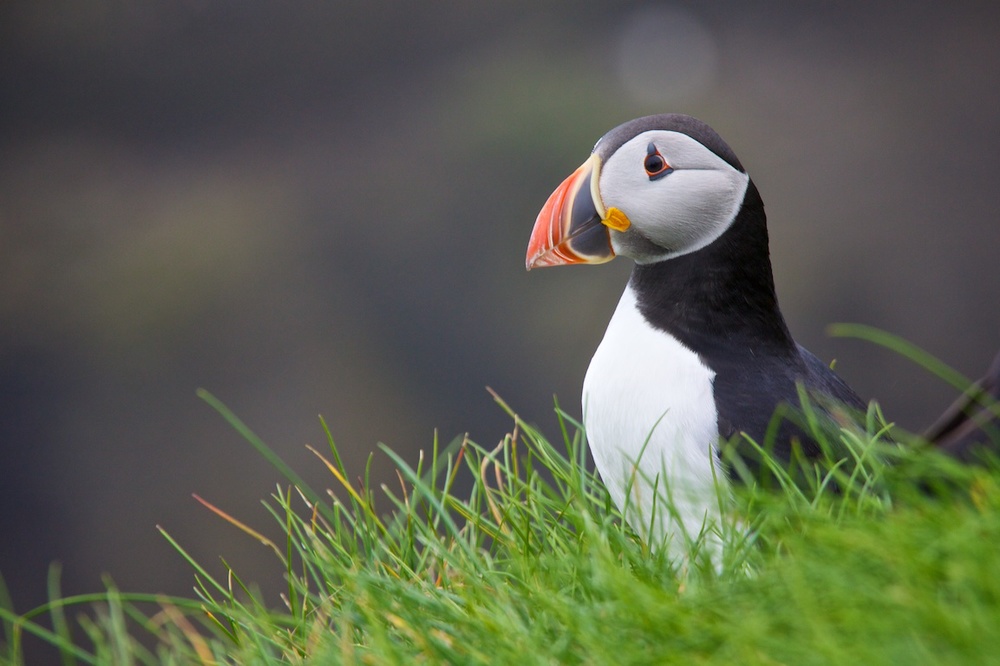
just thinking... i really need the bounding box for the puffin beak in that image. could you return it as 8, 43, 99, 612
525, 154, 632, 270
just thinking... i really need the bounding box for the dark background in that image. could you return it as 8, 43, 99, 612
2, 0, 998, 629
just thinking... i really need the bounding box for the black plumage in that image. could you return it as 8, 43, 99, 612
629, 178, 865, 466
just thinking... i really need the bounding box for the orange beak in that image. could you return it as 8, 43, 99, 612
526, 154, 628, 270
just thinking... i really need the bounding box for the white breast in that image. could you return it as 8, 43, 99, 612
582, 285, 726, 563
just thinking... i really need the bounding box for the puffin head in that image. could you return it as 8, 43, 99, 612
526, 114, 751, 269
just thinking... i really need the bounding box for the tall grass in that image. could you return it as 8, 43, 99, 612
2, 359, 999, 664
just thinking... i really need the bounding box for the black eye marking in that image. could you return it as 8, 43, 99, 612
643, 142, 673, 180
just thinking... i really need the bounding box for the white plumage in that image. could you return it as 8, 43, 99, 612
583, 285, 726, 562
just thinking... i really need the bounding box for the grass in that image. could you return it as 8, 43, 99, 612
2, 351, 1000, 664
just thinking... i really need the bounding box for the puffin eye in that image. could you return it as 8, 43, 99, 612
643, 144, 672, 180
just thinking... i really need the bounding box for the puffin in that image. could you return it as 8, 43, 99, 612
524, 114, 999, 561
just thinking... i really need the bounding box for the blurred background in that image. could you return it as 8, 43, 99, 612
2, 0, 999, 627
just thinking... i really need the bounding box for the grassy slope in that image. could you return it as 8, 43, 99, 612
2, 390, 999, 665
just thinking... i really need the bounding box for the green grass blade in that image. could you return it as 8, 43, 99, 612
828, 323, 974, 391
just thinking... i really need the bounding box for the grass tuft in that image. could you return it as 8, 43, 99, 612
2, 356, 1000, 664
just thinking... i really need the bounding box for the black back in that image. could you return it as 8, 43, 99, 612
629, 180, 866, 464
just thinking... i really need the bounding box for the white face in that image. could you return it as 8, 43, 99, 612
598, 130, 750, 263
